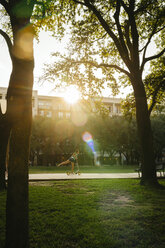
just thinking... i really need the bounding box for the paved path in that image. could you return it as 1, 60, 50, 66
29, 173, 139, 181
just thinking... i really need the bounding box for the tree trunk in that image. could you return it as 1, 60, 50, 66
5, 101, 32, 248
0, 1, 35, 246
5, 56, 34, 248
133, 76, 158, 186
5, 25, 34, 246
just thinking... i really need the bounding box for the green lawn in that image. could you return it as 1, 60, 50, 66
29, 165, 138, 174
1, 179, 165, 248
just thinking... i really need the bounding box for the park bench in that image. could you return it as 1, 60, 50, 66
135, 162, 165, 178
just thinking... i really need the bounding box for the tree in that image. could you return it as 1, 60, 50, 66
144, 57, 165, 115
43, 0, 165, 185
0, 0, 55, 247
0, 0, 35, 246
0, 1, 34, 247
87, 115, 139, 165
30, 116, 78, 165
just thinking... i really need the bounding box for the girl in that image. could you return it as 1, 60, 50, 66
57, 149, 79, 173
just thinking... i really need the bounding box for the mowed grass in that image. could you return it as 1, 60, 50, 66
1, 179, 165, 248
29, 165, 137, 174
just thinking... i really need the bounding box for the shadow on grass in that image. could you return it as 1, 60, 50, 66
1, 179, 165, 248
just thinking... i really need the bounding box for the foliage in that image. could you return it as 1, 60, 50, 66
30, 112, 165, 166
121, 93, 136, 119
122, 56, 165, 117
30, 115, 139, 165
145, 56, 165, 114
151, 114, 165, 160
0, 0, 58, 40
42, 0, 165, 103
87, 115, 140, 164
31, 116, 76, 164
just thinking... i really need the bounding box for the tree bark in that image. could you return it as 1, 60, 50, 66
0, 1, 35, 246
132, 75, 158, 186
4, 13, 34, 245
5, 55, 34, 248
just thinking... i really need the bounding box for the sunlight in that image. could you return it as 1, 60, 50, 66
63, 85, 80, 104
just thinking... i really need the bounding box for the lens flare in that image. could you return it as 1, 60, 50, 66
82, 131, 95, 153
72, 111, 87, 126
12, 24, 34, 60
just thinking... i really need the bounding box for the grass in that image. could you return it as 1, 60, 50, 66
1, 179, 165, 247
29, 165, 138, 174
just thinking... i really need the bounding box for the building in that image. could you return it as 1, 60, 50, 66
0, 87, 122, 118
0, 87, 7, 114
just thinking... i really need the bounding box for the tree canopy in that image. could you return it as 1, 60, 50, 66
42, 0, 165, 99
41, 0, 165, 186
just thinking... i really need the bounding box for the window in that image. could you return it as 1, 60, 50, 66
58, 103, 64, 110
109, 104, 113, 113
38, 101, 44, 106
115, 104, 121, 114
38, 100, 51, 109
66, 112, 71, 119
65, 104, 71, 111
32, 98, 35, 107
39, 110, 44, 116
58, 112, 63, 119
46, 111, 52, 118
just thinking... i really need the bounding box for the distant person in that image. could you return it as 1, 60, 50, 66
57, 149, 79, 173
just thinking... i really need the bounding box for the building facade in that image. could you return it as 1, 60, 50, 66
2, 86, 164, 119
0, 87, 122, 118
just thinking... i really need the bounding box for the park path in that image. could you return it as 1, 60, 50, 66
29, 173, 139, 181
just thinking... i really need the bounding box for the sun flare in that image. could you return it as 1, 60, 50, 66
63, 85, 80, 104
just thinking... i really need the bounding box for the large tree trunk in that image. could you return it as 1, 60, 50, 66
0, 0, 34, 193
132, 75, 158, 186
5, 56, 34, 248
5, 17, 34, 246
5, 101, 32, 248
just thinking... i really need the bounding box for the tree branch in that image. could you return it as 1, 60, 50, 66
114, 0, 130, 61
141, 18, 160, 69
99, 63, 131, 77
66, 58, 131, 78
124, 20, 133, 58
0, 29, 13, 59
139, 26, 165, 54
73, 0, 132, 71
143, 48, 165, 65
120, 0, 129, 12
72, 0, 87, 7
134, 0, 156, 15
121, 1, 139, 64
140, 24, 165, 71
